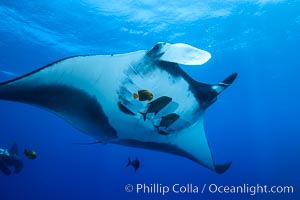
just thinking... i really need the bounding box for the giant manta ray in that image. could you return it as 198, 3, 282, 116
0, 42, 237, 174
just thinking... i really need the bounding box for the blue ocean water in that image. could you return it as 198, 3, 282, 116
0, 0, 299, 199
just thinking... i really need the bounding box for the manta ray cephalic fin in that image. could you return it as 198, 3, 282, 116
148, 42, 211, 65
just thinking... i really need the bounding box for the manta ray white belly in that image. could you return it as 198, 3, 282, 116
0, 42, 237, 174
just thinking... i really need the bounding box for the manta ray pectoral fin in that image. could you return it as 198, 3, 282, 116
171, 120, 231, 174
147, 42, 211, 65
194, 73, 238, 109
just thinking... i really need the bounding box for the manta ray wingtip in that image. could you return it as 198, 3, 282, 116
222, 73, 238, 85
214, 161, 232, 174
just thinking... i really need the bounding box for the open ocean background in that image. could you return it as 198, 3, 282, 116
0, 0, 299, 199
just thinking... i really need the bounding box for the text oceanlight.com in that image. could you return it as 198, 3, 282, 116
124, 183, 294, 196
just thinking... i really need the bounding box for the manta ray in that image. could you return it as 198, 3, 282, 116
0, 42, 237, 174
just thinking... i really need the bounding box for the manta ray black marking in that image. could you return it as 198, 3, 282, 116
0, 42, 237, 174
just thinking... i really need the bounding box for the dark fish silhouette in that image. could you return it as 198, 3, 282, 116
126, 157, 140, 172
155, 113, 180, 130
139, 96, 172, 121
118, 101, 136, 116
